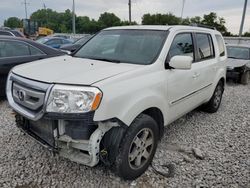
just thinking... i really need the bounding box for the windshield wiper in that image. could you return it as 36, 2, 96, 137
86, 57, 121, 63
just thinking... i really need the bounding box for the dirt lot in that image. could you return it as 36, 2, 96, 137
0, 82, 249, 188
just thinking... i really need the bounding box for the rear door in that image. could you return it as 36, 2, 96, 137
192, 33, 217, 101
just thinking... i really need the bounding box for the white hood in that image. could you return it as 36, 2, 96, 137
227, 58, 250, 68
12, 55, 141, 85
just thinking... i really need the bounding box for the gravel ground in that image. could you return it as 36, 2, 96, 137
0, 82, 249, 188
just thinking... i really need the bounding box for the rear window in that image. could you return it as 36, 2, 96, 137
196, 33, 215, 60
216, 35, 225, 57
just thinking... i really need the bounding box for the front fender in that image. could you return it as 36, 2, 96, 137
93, 85, 168, 126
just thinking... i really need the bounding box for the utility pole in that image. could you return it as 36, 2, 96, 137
239, 0, 248, 37
181, 0, 186, 19
22, 0, 29, 19
128, 0, 131, 24
72, 0, 76, 34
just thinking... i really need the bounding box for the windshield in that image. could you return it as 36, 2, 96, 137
74, 30, 168, 65
75, 36, 91, 45
227, 46, 250, 60
36, 37, 49, 44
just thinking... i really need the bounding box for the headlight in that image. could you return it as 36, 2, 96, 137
46, 85, 102, 113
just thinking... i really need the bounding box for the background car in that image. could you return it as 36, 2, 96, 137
226, 44, 250, 84
36, 37, 72, 49
0, 36, 65, 97
0, 29, 25, 38
60, 35, 92, 53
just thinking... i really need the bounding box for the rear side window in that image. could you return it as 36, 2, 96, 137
196, 33, 214, 60
0, 41, 30, 57
0, 31, 13, 36
29, 46, 44, 55
216, 35, 225, 56
168, 33, 194, 60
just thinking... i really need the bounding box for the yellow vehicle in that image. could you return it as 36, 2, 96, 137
38, 27, 53, 36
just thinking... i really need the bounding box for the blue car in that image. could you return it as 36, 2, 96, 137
36, 37, 72, 49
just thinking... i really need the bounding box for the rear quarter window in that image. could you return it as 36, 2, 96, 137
215, 35, 226, 57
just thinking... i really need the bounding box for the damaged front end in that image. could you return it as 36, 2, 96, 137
7, 73, 126, 167
15, 113, 122, 167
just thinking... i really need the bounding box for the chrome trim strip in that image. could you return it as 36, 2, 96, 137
170, 83, 212, 105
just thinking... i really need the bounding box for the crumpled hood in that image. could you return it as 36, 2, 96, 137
227, 58, 250, 68
12, 55, 141, 85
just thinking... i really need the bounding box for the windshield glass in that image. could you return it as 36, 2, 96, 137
227, 46, 250, 60
74, 30, 168, 65
75, 36, 91, 45
36, 38, 50, 44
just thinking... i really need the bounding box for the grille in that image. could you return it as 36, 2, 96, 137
7, 73, 52, 121
12, 82, 45, 111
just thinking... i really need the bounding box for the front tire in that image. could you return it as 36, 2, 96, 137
202, 81, 224, 113
240, 71, 249, 85
114, 114, 159, 180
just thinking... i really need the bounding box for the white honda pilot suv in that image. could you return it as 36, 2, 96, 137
6, 25, 227, 180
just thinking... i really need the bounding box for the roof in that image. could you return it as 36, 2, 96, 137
104, 25, 221, 34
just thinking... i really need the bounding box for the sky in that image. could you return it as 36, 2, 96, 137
0, 0, 249, 34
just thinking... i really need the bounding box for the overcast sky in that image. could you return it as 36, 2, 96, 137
0, 0, 249, 34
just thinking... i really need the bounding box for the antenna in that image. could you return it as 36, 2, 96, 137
21, 0, 29, 19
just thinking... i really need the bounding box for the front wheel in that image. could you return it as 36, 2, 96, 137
113, 114, 159, 180
240, 71, 249, 85
202, 81, 224, 113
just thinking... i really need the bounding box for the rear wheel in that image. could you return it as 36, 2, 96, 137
202, 81, 224, 113
240, 71, 249, 85
114, 114, 159, 180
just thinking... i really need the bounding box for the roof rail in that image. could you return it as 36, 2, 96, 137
190, 23, 216, 30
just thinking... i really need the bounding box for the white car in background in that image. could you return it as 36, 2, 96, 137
6, 25, 226, 180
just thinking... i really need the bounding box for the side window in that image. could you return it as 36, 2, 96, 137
29, 46, 44, 55
0, 31, 13, 36
168, 33, 194, 60
0, 41, 30, 57
215, 35, 225, 57
196, 33, 215, 60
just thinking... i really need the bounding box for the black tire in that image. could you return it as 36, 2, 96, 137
0, 76, 7, 98
240, 71, 249, 85
202, 81, 224, 113
114, 114, 159, 180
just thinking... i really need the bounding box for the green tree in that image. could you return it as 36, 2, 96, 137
98, 12, 121, 28
4, 17, 22, 28
243, 32, 250, 37
142, 13, 181, 25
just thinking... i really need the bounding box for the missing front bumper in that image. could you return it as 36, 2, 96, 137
15, 114, 117, 167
